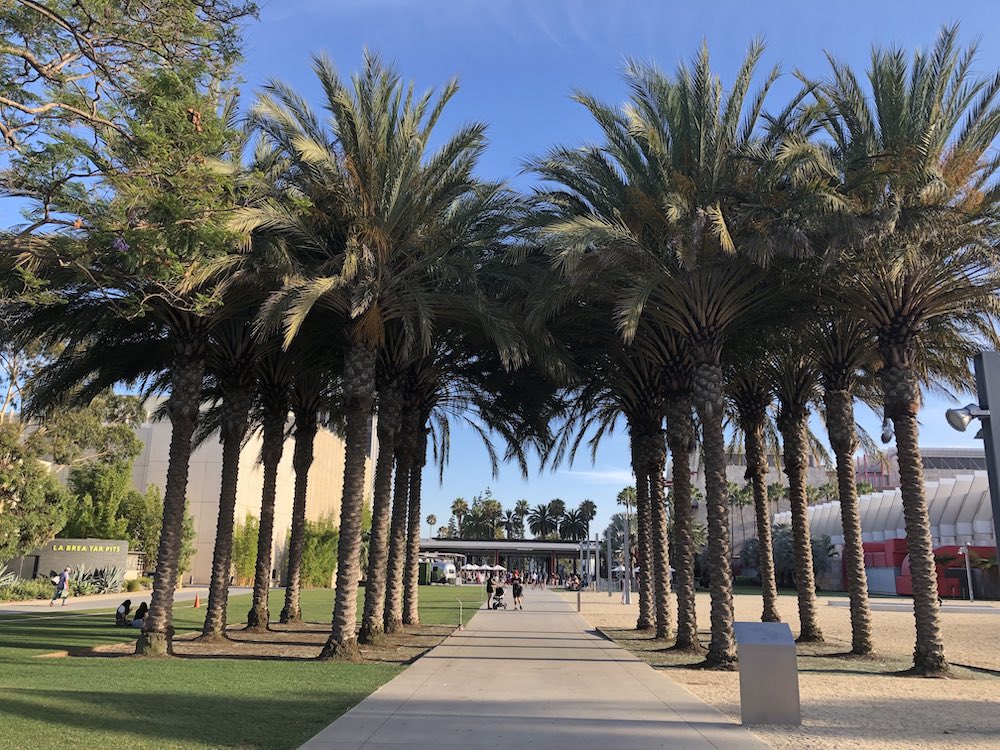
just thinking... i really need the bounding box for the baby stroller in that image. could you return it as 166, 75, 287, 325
491, 585, 507, 610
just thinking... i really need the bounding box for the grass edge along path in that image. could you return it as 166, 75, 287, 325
0, 584, 485, 750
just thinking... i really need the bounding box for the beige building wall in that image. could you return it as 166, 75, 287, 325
131, 415, 375, 584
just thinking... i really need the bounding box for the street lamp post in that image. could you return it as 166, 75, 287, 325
945, 351, 1000, 548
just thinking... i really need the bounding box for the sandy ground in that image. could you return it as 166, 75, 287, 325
562, 589, 1000, 750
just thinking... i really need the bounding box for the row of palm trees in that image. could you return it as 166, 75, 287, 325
448, 496, 598, 540
8, 27, 999, 675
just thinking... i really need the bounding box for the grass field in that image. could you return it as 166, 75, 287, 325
0, 585, 485, 750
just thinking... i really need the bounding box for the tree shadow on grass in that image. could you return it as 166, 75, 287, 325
0, 686, 374, 749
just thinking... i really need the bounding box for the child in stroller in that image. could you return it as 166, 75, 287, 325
491, 585, 507, 610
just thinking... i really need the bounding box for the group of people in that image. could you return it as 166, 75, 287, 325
486, 572, 525, 610
115, 600, 148, 628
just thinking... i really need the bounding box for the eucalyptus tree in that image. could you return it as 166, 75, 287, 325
815, 26, 1000, 674
246, 53, 504, 658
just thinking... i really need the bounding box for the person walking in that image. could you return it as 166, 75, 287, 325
485, 576, 495, 608
49, 567, 70, 607
512, 575, 524, 610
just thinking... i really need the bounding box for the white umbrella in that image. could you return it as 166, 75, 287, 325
493, 564, 507, 571
462, 564, 480, 571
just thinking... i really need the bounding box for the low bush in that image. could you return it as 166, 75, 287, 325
125, 576, 151, 592
0, 578, 57, 601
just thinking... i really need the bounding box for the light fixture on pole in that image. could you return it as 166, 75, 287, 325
945, 403, 989, 435
946, 352, 1000, 550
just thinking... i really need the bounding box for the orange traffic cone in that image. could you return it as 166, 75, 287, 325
193, 594, 200, 608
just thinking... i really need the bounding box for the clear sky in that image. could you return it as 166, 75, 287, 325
231, 1, 1000, 536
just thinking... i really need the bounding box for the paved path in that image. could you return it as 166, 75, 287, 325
300, 587, 769, 750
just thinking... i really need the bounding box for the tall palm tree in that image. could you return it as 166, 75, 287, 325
245, 350, 292, 632
501, 509, 518, 538
578, 499, 597, 538
530, 43, 825, 666
280, 364, 337, 624
816, 25, 1000, 673
768, 340, 823, 642
527, 504, 556, 539
247, 53, 494, 658
560, 509, 587, 541
358, 380, 402, 643
727, 352, 781, 624
451, 498, 469, 536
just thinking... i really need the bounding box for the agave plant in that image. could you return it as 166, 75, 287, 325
0, 565, 18, 588
93, 566, 126, 594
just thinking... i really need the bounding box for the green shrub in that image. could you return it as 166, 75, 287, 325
231, 513, 259, 586
0, 578, 56, 601
126, 578, 143, 592
301, 515, 338, 588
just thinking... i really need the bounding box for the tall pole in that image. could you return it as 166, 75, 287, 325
592, 533, 599, 591
622, 510, 632, 605
974, 352, 1000, 548
606, 531, 613, 598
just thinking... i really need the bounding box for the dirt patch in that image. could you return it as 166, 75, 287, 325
566, 590, 1000, 750
69, 621, 457, 665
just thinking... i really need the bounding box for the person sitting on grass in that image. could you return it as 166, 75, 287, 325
131, 601, 148, 628
115, 599, 132, 626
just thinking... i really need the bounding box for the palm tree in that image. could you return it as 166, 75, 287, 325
578, 499, 597, 538
728, 366, 781, 623
247, 53, 492, 658
245, 350, 292, 632
531, 43, 822, 667
451, 498, 469, 536
501, 509, 518, 539
816, 25, 1000, 674
358, 380, 402, 642
527, 504, 557, 539
280, 368, 330, 624
560, 509, 588, 541
768, 340, 823, 642
426, 514, 437, 538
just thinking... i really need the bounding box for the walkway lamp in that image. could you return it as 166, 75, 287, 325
945, 352, 1000, 548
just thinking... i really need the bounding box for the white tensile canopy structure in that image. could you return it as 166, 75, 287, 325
774, 470, 994, 546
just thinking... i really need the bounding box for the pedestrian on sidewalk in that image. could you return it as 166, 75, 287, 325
486, 576, 495, 607
49, 567, 70, 607
512, 575, 524, 610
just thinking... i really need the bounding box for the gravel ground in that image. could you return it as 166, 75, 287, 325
563, 590, 1000, 750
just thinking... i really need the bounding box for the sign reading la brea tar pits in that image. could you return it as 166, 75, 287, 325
49, 542, 124, 554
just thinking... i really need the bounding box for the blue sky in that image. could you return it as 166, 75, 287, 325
247, 2, 998, 534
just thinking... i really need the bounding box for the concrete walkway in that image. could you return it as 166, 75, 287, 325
300, 587, 769, 750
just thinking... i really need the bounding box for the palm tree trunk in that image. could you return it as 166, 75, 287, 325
136, 330, 206, 657
321, 346, 376, 660
744, 415, 780, 623
645, 431, 673, 640
664, 393, 702, 652
778, 408, 823, 642
692, 363, 736, 669
403, 423, 427, 625
279, 408, 318, 624
882, 364, 947, 675
632, 440, 653, 630
246, 405, 287, 631
359, 388, 401, 643
825, 387, 873, 655
383, 416, 414, 634
201, 386, 251, 640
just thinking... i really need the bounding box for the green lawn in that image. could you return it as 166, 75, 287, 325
0, 584, 484, 750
